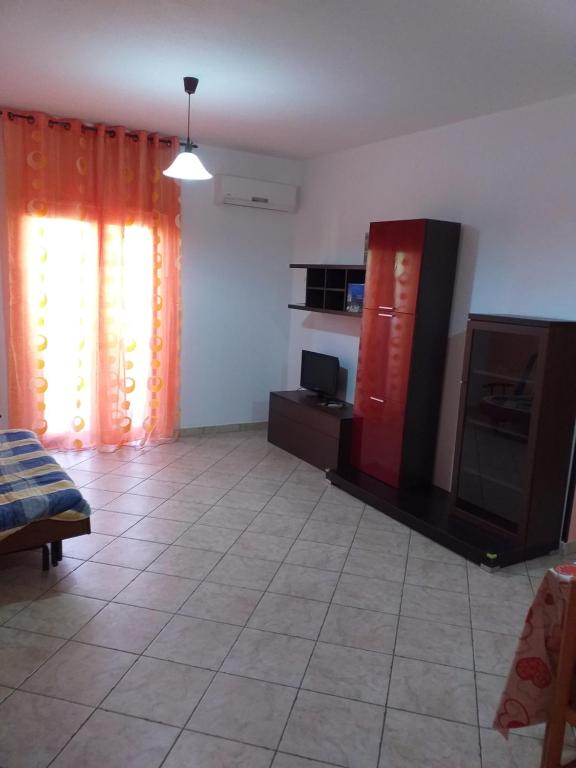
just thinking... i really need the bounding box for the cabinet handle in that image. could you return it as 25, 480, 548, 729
369, 396, 384, 403
378, 312, 393, 318
378, 305, 395, 310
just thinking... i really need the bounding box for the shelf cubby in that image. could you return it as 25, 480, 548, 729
289, 263, 366, 317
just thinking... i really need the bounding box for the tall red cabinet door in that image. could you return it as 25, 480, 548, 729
355, 310, 415, 404
351, 395, 405, 486
363, 219, 425, 313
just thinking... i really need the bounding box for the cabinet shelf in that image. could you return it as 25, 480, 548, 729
288, 303, 362, 317
290, 264, 366, 316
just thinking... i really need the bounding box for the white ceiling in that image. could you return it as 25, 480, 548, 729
1, 0, 575, 158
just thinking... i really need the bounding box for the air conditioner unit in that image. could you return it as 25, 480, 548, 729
214, 174, 298, 213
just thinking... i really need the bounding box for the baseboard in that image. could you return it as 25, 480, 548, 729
179, 421, 268, 437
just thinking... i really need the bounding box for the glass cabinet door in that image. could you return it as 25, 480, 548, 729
454, 327, 541, 531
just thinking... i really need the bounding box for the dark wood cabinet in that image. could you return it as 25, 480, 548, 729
351, 219, 461, 488
268, 391, 354, 471
288, 264, 366, 317
451, 315, 576, 551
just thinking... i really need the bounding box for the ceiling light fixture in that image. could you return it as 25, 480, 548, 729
163, 76, 212, 181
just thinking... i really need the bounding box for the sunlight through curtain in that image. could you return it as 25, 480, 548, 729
0, 110, 181, 450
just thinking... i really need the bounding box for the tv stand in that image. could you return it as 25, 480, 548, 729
268, 391, 353, 471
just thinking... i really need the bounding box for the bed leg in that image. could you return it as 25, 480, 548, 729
51, 542, 58, 567
41, 544, 50, 571
57, 540, 63, 561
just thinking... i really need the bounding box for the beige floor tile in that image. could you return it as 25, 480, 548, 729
311, 503, 363, 527
285, 540, 348, 572
21, 640, 136, 706
90, 509, 142, 536
379, 709, 481, 768
75, 602, 171, 652
320, 603, 397, 654
179, 581, 262, 625
401, 584, 471, 627
333, 573, 403, 614
248, 513, 306, 538
268, 563, 339, 602
360, 507, 411, 534
51, 709, 178, 768
121, 517, 191, 544
470, 594, 530, 636
344, 548, 406, 582
199, 506, 260, 530
262, 496, 315, 517
273, 755, 339, 768
90, 537, 167, 569
395, 616, 474, 669
206, 554, 279, 590
163, 731, 273, 768
130, 478, 186, 499
0, 690, 92, 768
147, 544, 222, 580
473, 629, 518, 675
102, 656, 213, 726
479, 728, 544, 768
229, 532, 294, 562
62, 533, 115, 560
280, 689, 383, 767
103, 493, 163, 514
408, 533, 466, 564
222, 628, 314, 686
388, 656, 477, 725
114, 571, 199, 612
145, 615, 241, 669
277, 482, 324, 503
188, 673, 297, 749
7, 591, 106, 638
172, 484, 228, 505
80, 488, 122, 508
53, 561, 139, 600
148, 499, 210, 523
190, 470, 245, 490
302, 642, 392, 705
468, 566, 534, 603
248, 593, 328, 640
299, 520, 356, 547
235, 476, 284, 495
86, 474, 141, 493
405, 557, 468, 593
0, 627, 65, 687
352, 527, 409, 555
174, 524, 241, 552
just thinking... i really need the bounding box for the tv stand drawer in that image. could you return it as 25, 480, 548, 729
268, 391, 353, 471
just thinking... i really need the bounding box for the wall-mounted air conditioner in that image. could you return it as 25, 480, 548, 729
214, 174, 298, 213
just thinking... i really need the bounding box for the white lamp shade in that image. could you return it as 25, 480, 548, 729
163, 150, 212, 180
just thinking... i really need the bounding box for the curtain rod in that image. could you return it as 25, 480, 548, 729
0, 109, 178, 147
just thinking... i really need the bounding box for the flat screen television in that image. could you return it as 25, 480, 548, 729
300, 350, 339, 398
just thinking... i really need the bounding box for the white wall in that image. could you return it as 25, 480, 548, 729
288, 93, 576, 490
180, 145, 303, 428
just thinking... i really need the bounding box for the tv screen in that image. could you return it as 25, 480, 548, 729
300, 350, 339, 397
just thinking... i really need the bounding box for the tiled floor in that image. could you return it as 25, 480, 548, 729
0, 429, 574, 768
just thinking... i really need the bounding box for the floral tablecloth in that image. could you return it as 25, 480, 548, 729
494, 562, 576, 736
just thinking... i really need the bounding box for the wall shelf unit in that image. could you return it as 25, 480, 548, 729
289, 263, 366, 316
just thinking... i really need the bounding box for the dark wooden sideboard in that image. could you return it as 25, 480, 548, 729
268, 391, 354, 471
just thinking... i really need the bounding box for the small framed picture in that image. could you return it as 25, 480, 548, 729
346, 283, 364, 313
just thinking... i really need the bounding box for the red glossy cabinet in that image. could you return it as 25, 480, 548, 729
363, 219, 425, 313
351, 219, 461, 488
354, 310, 415, 404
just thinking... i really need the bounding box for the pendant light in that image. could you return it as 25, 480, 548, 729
163, 76, 212, 181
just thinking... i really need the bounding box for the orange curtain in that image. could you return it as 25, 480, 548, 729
0, 110, 181, 450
